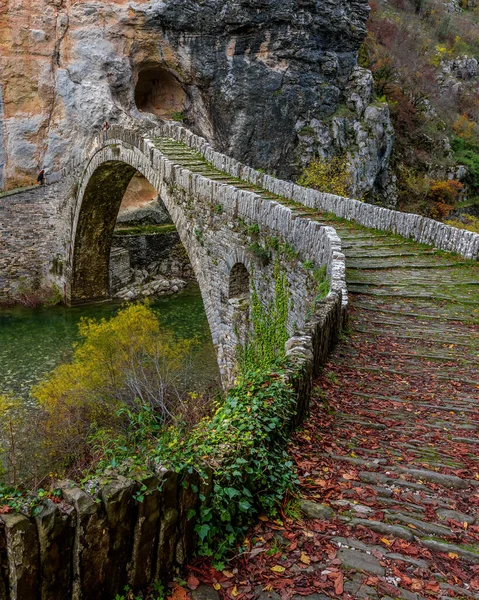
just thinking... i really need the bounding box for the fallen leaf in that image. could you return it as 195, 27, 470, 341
448, 552, 459, 559
271, 565, 286, 573
380, 537, 392, 546
213, 584, 221, 591
300, 552, 311, 565
187, 574, 199, 591
334, 573, 344, 595
171, 584, 189, 600
231, 586, 238, 597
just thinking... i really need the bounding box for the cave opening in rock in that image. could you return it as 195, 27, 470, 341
134, 67, 186, 118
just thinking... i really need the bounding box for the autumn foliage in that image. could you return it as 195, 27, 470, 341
33, 303, 194, 468
298, 156, 352, 198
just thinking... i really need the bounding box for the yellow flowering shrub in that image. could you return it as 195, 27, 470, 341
298, 155, 353, 198
33, 303, 194, 463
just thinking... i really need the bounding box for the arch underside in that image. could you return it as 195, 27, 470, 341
70, 161, 137, 303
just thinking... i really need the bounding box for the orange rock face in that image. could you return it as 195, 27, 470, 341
0, 0, 171, 188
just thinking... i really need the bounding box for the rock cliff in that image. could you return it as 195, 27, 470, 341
0, 0, 394, 202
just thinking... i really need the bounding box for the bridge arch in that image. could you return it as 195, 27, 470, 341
64, 129, 346, 386
228, 263, 250, 301
69, 143, 234, 382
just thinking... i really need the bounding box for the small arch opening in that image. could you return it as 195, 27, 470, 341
134, 67, 186, 118
229, 263, 250, 301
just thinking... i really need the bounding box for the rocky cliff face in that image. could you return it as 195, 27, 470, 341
0, 0, 394, 203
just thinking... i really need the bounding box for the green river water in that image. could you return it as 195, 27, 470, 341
0, 283, 220, 404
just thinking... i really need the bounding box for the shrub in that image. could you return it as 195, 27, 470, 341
155, 368, 297, 568
237, 262, 289, 376
33, 303, 194, 468
453, 114, 478, 142
427, 179, 463, 219
445, 213, 479, 233
451, 136, 479, 192
298, 155, 352, 197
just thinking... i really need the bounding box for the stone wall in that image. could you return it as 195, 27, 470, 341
112, 230, 190, 274
155, 122, 479, 261
0, 470, 203, 600
0, 183, 67, 299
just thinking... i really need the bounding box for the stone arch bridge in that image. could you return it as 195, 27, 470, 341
1, 122, 478, 384
0, 125, 347, 384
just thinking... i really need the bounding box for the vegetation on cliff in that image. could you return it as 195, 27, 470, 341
360, 0, 479, 223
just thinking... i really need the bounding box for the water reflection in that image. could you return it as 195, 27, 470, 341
0, 283, 219, 402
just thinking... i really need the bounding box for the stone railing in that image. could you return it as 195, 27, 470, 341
0, 469, 203, 600
153, 122, 479, 261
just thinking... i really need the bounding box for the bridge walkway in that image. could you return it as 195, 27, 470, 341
155, 137, 479, 597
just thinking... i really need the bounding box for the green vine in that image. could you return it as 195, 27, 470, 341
237, 261, 290, 376
154, 368, 297, 568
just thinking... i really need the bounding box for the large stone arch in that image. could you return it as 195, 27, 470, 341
70, 160, 137, 302
69, 142, 233, 381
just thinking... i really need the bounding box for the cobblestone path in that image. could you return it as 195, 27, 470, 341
156, 138, 479, 599
288, 222, 479, 599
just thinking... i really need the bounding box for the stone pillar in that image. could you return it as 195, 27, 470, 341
175, 471, 200, 566
153, 470, 179, 580
128, 475, 162, 591
0, 520, 9, 600
100, 477, 138, 597
34, 500, 75, 600
0, 513, 40, 600
61, 485, 110, 600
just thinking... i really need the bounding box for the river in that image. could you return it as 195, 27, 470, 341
0, 283, 220, 404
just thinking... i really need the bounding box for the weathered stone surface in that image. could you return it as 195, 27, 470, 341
420, 538, 479, 564
154, 470, 179, 580
436, 508, 475, 525
100, 477, 138, 597
350, 519, 415, 542
1, 513, 39, 600
34, 499, 75, 599
385, 512, 454, 538
338, 548, 385, 576
0, 521, 9, 600
0, 0, 392, 200
395, 467, 469, 489
128, 475, 162, 591
191, 584, 221, 600
61, 484, 110, 600
299, 500, 334, 520
175, 470, 201, 566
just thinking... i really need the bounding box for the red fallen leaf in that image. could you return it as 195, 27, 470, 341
287, 541, 298, 551
470, 577, 479, 591
425, 581, 440, 593
187, 573, 200, 591
171, 583, 189, 600
334, 572, 344, 595
411, 579, 423, 591
0, 506, 11, 514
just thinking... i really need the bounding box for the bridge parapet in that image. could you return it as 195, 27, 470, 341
152, 121, 479, 261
